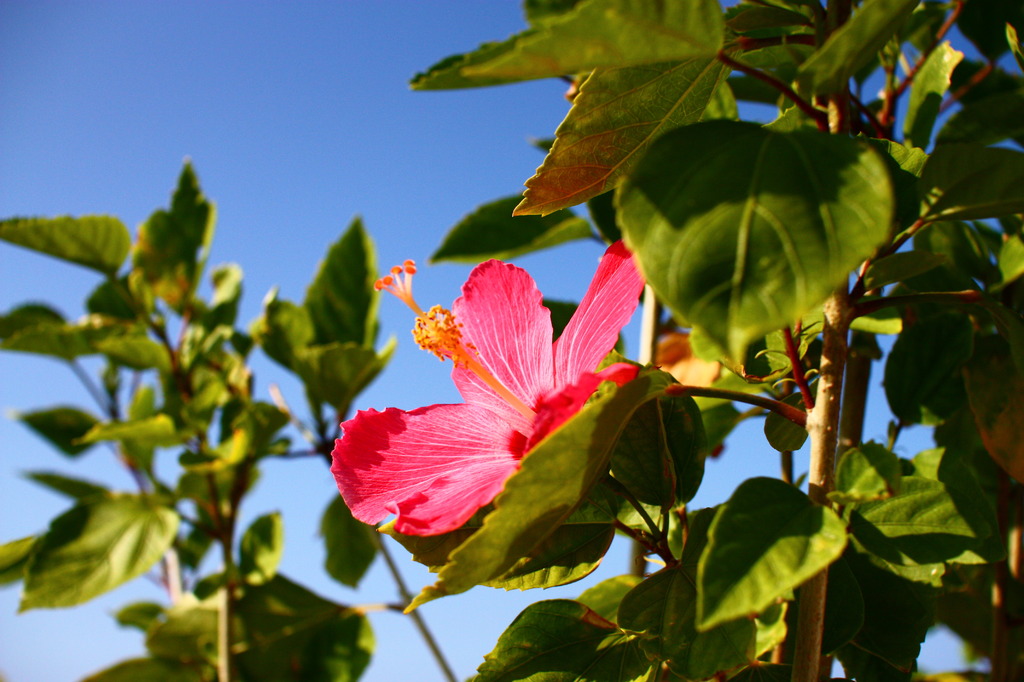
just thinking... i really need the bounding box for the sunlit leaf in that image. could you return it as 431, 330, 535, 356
0, 303, 64, 339
576, 574, 641, 621
21, 494, 179, 610
618, 121, 892, 358
294, 339, 395, 414
698, 477, 847, 630
515, 58, 727, 215
145, 597, 218, 663
239, 512, 284, 585
0, 215, 130, 275
133, 163, 215, 310
903, 42, 963, 148
862, 251, 947, 291
80, 657, 205, 682
304, 217, 379, 347
114, 601, 165, 632
0, 536, 36, 586
795, 0, 919, 94
432, 196, 591, 261
251, 289, 315, 371
476, 600, 655, 682
828, 442, 902, 505
78, 414, 182, 448
23, 471, 109, 500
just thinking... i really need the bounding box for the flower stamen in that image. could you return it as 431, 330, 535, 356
377, 259, 536, 420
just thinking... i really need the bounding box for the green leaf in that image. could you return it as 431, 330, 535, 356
618, 121, 893, 358
828, 442, 902, 505
0, 303, 64, 339
320, 496, 377, 588
239, 512, 284, 585
16, 406, 100, 457
145, 597, 218, 663
21, 494, 179, 610
848, 475, 1002, 568
251, 289, 315, 371
610, 398, 677, 509
80, 657, 205, 682
114, 601, 165, 632
914, 220, 999, 285
476, 600, 655, 682
515, 58, 728, 216
94, 333, 170, 372
1, 317, 124, 360
883, 313, 973, 425
87, 278, 137, 320
919, 144, 1024, 221
763, 393, 807, 452
133, 163, 215, 310
726, 4, 810, 32
0, 215, 130, 275
0, 536, 36, 586
416, 0, 724, 89
963, 335, 1024, 483
795, 0, 919, 95
294, 339, 395, 414
903, 42, 963, 148
956, 0, 1024, 60
303, 217, 378, 347
843, 549, 935, 670
697, 477, 847, 630
78, 414, 182, 448
431, 196, 591, 261
819, 555, 864, 654
408, 369, 674, 608
234, 575, 373, 682
1009, 23, 1024, 72
862, 251, 947, 291
202, 263, 243, 329
619, 567, 755, 679
23, 471, 109, 500
998, 233, 1024, 286
618, 507, 755, 678
935, 88, 1024, 147
576, 574, 642, 621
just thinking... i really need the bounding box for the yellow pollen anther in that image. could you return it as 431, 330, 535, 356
376, 258, 536, 420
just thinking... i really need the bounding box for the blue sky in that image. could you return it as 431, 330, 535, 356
0, 2, 966, 680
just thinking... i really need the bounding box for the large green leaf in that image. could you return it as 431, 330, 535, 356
303, 217, 378, 347
935, 88, 1024, 147
883, 313, 973, 425
476, 600, 655, 682
0, 215, 130, 275
320, 496, 377, 588
16, 406, 100, 457
239, 512, 284, 585
133, 163, 215, 310
1, 317, 125, 360
515, 58, 728, 216
619, 510, 756, 679
576, 574, 642, 621
408, 369, 674, 609
385, 500, 615, 591
0, 302, 64, 339
414, 0, 724, 89
251, 290, 315, 371
23, 471, 109, 501
78, 414, 183, 448
963, 335, 1024, 483
431, 196, 591, 262
828, 441, 902, 506
21, 494, 179, 610
234, 575, 373, 682
903, 42, 963, 149
848, 475, 1002, 568
0, 536, 36, 586
697, 477, 847, 630
919, 144, 1024, 222
294, 339, 395, 414
145, 597, 218, 663
795, 0, 919, 95
618, 121, 892, 358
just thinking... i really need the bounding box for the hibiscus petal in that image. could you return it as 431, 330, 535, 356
451, 365, 534, 433
453, 260, 554, 409
526, 362, 640, 451
331, 403, 524, 535
553, 241, 645, 385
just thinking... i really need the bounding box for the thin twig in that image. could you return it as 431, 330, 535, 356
892, 0, 965, 101
853, 289, 983, 318
783, 326, 815, 411
716, 50, 829, 131
665, 384, 807, 428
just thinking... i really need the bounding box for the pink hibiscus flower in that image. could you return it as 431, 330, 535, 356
331, 241, 644, 536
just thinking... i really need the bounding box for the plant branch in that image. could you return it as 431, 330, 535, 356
716, 50, 829, 131
793, 287, 851, 682
992, 470, 1012, 682
853, 289, 983, 318
375, 534, 457, 682
784, 326, 815, 411
892, 0, 964, 101
665, 384, 807, 428
941, 59, 995, 114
